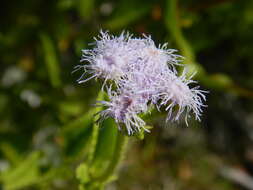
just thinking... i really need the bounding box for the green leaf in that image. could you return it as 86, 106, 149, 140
0, 143, 22, 166
0, 152, 41, 190
104, 3, 151, 30
60, 109, 95, 138
60, 111, 94, 157
76, 163, 90, 184
77, 0, 95, 20
40, 33, 61, 88
89, 119, 118, 178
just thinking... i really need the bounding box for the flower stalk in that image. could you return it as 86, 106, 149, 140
94, 131, 128, 184
87, 91, 105, 164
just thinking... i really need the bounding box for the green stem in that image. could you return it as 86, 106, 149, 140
94, 131, 128, 183
87, 91, 105, 164
87, 123, 100, 164
165, 0, 207, 78
165, 0, 195, 64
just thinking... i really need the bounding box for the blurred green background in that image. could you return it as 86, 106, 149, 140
1, 0, 253, 189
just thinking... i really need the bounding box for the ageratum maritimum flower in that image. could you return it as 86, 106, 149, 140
157, 69, 207, 125
96, 88, 149, 135
76, 30, 207, 134
74, 31, 132, 84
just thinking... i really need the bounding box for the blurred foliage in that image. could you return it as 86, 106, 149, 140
1, 0, 253, 189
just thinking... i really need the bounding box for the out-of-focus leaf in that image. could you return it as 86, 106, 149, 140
59, 101, 84, 118
0, 143, 22, 166
0, 152, 41, 190
105, 4, 151, 30
60, 92, 105, 158
37, 166, 71, 184
64, 125, 93, 158
200, 73, 233, 90
0, 94, 8, 117
58, 0, 75, 10
60, 110, 94, 137
60, 111, 94, 157
40, 33, 61, 88
77, 0, 95, 20
74, 38, 87, 56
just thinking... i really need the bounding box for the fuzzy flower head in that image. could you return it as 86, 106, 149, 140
74, 31, 129, 83
157, 70, 207, 125
76, 30, 207, 135
97, 88, 149, 135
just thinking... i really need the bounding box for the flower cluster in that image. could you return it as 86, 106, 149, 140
75, 31, 207, 135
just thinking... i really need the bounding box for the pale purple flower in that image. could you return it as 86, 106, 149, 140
157, 69, 207, 125
74, 31, 131, 84
97, 87, 149, 135
75, 31, 181, 85
76, 30, 207, 134
128, 35, 182, 70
